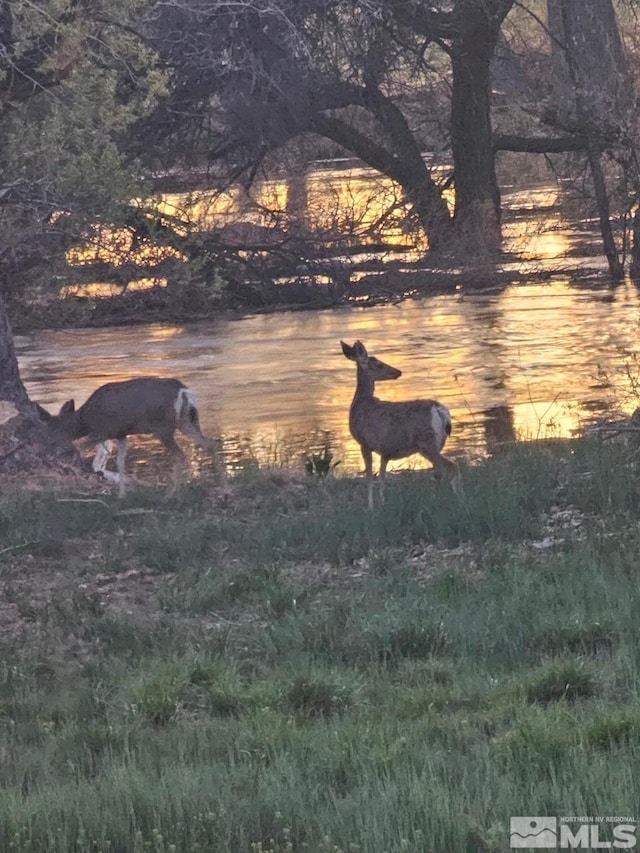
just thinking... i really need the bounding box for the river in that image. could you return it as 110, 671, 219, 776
15, 274, 640, 479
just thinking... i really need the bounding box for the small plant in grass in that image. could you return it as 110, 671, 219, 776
250, 825, 359, 853
525, 659, 597, 704
226, 566, 284, 604
130, 664, 186, 725
377, 622, 448, 665
367, 547, 404, 576
493, 710, 579, 763
129, 658, 251, 723
584, 709, 640, 749
250, 840, 295, 853
266, 581, 299, 617
304, 447, 340, 477
286, 675, 353, 717
530, 619, 619, 658
393, 657, 455, 687
190, 659, 253, 717
250, 824, 295, 853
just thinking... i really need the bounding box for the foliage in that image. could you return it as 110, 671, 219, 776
0, 0, 165, 309
304, 447, 340, 477
3, 0, 640, 322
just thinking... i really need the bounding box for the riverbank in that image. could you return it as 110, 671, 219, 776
12, 254, 612, 335
0, 438, 638, 851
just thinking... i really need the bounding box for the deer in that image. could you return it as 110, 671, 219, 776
45, 377, 219, 497
341, 340, 458, 508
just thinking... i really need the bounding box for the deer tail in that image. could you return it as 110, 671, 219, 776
435, 405, 452, 438
175, 387, 200, 424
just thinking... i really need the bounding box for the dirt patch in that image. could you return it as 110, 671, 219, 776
88, 566, 174, 615
0, 596, 25, 638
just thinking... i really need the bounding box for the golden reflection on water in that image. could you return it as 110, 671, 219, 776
61, 174, 600, 393
66, 227, 183, 267
305, 166, 428, 248
503, 212, 572, 262
60, 278, 169, 299
64, 164, 437, 294
158, 180, 289, 230
501, 186, 599, 269
41, 178, 635, 479
64, 167, 583, 305
18, 278, 640, 480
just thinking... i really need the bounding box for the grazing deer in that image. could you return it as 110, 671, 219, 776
46, 377, 217, 496
341, 340, 458, 508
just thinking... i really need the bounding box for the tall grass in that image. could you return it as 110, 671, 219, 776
0, 439, 639, 851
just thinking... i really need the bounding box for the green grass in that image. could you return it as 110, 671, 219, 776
0, 438, 639, 851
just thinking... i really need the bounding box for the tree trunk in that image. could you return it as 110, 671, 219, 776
0, 292, 31, 411
549, 0, 630, 123
549, 0, 629, 280
630, 208, 640, 281
0, 292, 83, 473
586, 137, 624, 280
286, 167, 309, 232
450, 3, 503, 258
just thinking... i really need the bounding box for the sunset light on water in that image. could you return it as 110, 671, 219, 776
18, 276, 640, 477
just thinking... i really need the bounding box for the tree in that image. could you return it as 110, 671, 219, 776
0, 0, 162, 413
449, 0, 514, 253
0, 0, 164, 305
390, 1, 514, 252
133, 0, 518, 256
134, 1, 451, 247
546, 0, 631, 279
0, 293, 30, 410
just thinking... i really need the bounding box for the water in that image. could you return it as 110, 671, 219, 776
15, 277, 640, 478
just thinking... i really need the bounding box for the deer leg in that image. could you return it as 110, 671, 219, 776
419, 448, 461, 493
361, 446, 374, 509
92, 440, 114, 474
116, 438, 129, 498
379, 456, 389, 504
159, 433, 187, 494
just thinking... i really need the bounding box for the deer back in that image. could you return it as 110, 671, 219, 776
350, 396, 451, 458
51, 378, 186, 441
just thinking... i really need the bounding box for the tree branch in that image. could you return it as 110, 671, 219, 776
310, 114, 407, 182
493, 133, 588, 153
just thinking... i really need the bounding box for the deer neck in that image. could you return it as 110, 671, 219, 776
66, 411, 89, 439
353, 365, 376, 404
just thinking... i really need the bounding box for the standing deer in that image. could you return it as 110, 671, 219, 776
341, 340, 458, 508
47, 377, 218, 496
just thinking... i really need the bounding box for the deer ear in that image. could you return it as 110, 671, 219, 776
59, 400, 75, 416
341, 341, 355, 360
353, 341, 368, 360
35, 403, 52, 422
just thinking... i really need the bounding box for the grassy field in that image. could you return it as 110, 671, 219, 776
0, 439, 638, 852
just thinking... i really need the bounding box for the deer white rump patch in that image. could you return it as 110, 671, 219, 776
431, 405, 452, 450
175, 387, 197, 419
